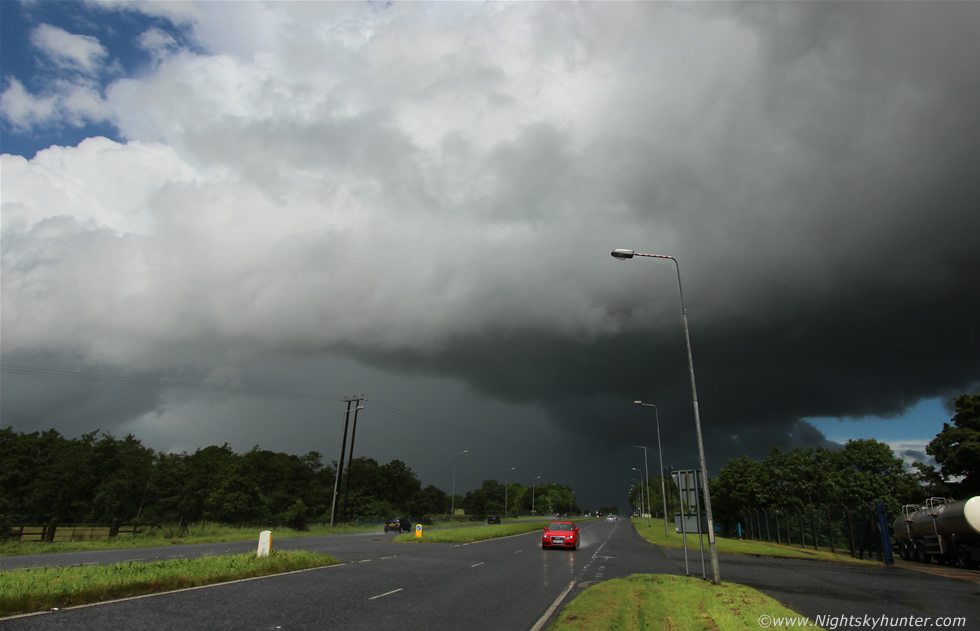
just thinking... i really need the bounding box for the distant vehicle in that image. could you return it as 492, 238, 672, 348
487, 515, 501, 524
606, 515, 617, 522
384, 517, 412, 533
542, 521, 580, 550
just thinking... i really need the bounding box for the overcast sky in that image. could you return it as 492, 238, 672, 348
2, 1, 978, 513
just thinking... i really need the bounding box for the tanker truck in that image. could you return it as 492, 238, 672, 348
893, 496, 980, 569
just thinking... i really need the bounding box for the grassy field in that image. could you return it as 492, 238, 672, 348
0, 520, 465, 557
548, 574, 822, 631
630, 518, 878, 564
0, 550, 340, 617
391, 520, 551, 543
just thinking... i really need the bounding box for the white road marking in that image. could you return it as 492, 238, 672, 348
530, 580, 577, 631
470, 562, 484, 568
368, 588, 403, 600
0, 564, 346, 621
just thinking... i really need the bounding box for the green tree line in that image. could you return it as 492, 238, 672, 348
709, 439, 922, 532
0, 428, 580, 528
708, 394, 980, 532
460, 480, 581, 519
629, 394, 979, 533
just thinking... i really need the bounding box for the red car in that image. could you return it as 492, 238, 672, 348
542, 521, 579, 550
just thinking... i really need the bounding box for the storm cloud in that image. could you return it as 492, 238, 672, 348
2, 1, 978, 508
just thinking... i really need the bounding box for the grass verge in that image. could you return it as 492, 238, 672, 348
548, 574, 823, 631
630, 518, 877, 564
392, 520, 550, 543
0, 550, 339, 617
0, 521, 392, 557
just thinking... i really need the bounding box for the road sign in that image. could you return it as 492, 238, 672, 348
415, 524, 423, 539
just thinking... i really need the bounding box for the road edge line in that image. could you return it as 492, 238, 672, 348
0, 563, 345, 621
529, 579, 576, 631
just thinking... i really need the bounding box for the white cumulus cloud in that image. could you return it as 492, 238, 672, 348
30, 23, 108, 76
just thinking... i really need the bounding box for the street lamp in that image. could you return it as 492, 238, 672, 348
633, 447, 652, 528
611, 248, 721, 585
451, 450, 468, 518
531, 475, 542, 516
504, 467, 516, 519
635, 402, 669, 537
632, 468, 646, 520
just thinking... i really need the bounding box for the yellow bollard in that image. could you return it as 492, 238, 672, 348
415, 524, 423, 539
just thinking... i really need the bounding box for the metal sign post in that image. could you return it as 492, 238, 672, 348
672, 469, 707, 579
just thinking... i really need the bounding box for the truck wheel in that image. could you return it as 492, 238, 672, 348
899, 543, 911, 561
955, 547, 977, 570
914, 543, 929, 564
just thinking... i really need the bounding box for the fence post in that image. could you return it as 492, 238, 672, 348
822, 504, 835, 554
763, 509, 771, 542
110, 518, 120, 537
870, 504, 883, 562
797, 510, 805, 548
876, 502, 894, 566
810, 507, 818, 551
45, 518, 58, 543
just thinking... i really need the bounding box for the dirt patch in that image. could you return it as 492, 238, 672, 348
893, 558, 980, 583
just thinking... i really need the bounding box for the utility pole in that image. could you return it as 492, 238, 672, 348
330, 397, 363, 527
341, 396, 366, 522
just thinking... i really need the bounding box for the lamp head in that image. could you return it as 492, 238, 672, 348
611, 249, 635, 260
633, 400, 642, 405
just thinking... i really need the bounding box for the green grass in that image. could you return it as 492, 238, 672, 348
630, 518, 878, 564
548, 574, 823, 631
0, 549, 340, 617
0, 521, 390, 557
392, 520, 552, 543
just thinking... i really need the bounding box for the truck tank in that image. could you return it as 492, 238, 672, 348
893, 496, 980, 568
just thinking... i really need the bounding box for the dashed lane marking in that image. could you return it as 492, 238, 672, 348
368, 588, 403, 600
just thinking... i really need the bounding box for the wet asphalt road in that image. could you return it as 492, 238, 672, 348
3, 521, 976, 630
1, 519, 677, 630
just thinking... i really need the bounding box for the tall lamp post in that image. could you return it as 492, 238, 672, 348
531, 475, 541, 516
632, 468, 646, 519
633, 447, 652, 528
634, 402, 669, 537
451, 450, 468, 517
504, 467, 516, 519
611, 248, 720, 585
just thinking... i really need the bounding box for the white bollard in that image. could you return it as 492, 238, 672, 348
257, 530, 272, 558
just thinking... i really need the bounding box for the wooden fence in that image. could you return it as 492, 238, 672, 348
4, 519, 143, 543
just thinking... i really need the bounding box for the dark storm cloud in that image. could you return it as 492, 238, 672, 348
3, 2, 979, 511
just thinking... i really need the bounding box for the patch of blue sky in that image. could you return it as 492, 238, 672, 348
0, 0, 192, 157
805, 397, 951, 468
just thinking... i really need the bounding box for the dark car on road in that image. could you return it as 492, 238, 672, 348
384, 517, 412, 533
487, 515, 501, 524
542, 521, 579, 550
